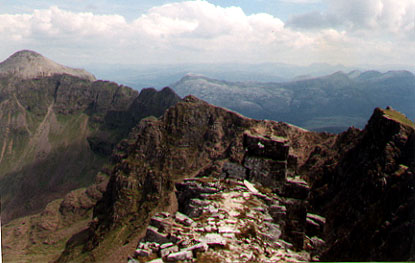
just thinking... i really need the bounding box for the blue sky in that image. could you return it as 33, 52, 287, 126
2, 0, 326, 21
0, 0, 413, 67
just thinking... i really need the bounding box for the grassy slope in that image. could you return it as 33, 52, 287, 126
2, 197, 92, 263
0, 76, 111, 223
382, 108, 415, 129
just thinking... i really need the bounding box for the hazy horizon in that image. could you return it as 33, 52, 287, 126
1, 0, 414, 70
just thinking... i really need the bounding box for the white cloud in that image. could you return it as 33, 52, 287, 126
0, 1, 413, 67
289, 0, 415, 35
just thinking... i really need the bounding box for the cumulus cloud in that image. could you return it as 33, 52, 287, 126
0, 1, 413, 66
288, 0, 415, 35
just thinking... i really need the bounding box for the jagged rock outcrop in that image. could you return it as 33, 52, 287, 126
318, 108, 415, 261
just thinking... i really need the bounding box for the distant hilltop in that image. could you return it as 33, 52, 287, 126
0, 50, 96, 81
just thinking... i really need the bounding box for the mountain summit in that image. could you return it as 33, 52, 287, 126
0, 50, 96, 81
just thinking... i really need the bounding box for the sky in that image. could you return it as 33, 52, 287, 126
0, 0, 414, 68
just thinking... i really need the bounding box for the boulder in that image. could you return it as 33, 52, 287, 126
134, 248, 151, 257
222, 162, 247, 180
160, 242, 174, 249
280, 178, 310, 200
186, 242, 209, 253
243, 180, 259, 194
243, 133, 289, 160
145, 226, 172, 244
160, 245, 179, 258
150, 216, 171, 231
244, 156, 287, 188
175, 212, 195, 226
218, 226, 238, 234
200, 233, 227, 247
166, 250, 193, 262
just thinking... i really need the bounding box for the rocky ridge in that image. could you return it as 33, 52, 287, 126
57, 96, 337, 262
0, 50, 181, 224
57, 97, 414, 262
319, 107, 415, 261
124, 128, 329, 263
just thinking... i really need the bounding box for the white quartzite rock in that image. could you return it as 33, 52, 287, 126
145, 226, 171, 244
166, 250, 193, 262
160, 245, 179, 257
200, 233, 227, 247
218, 226, 238, 234
160, 242, 174, 249
243, 180, 259, 194
186, 242, 209, 253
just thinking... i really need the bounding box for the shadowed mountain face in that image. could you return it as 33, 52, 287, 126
171, 71, 415, 132
318, 108, 415, 261
0, 51, 180, 224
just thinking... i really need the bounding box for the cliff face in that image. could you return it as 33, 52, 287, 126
319, 108, 415, 261
0, 67, 180, 224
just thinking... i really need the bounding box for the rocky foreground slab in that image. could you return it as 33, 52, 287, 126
128, 176, 324, 263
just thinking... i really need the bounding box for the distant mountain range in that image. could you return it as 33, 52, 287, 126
88, 62, 413, 91
87, 62, 359, 89
171, 70, 415, 132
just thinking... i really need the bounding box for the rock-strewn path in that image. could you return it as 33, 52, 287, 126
128, 176, 323, 262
